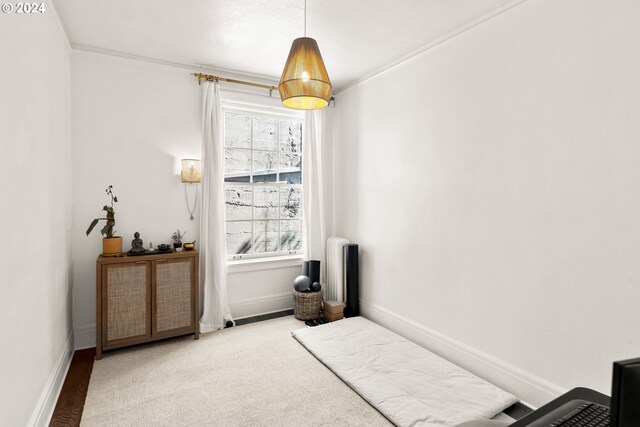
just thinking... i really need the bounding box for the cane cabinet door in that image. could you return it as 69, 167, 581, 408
102, 261, 152, 346
152, 257, 195, 337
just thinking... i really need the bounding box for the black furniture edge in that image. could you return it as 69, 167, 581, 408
510, 387, 610, 426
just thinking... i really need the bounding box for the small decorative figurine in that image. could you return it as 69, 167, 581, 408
130, 232, 145, 254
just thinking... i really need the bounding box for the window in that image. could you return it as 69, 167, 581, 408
224, 110, 303, 260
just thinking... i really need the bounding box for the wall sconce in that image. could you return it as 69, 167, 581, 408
181, 159, 201, 220
181, 159, 201, 183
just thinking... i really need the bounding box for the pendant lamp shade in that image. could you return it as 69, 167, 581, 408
278, 37, 332, 110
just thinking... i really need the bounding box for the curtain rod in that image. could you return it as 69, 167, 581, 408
192, 72, 335, 106
193, 72, 277, 94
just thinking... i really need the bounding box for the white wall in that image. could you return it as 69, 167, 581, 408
334, 0, 640, 407
71, 52, 300, 348
0, 2, 73, 426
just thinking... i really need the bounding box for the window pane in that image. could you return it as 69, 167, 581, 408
227, 221, 252, 254
252, 151, 278, 183
225, 185, 252, 220
224, 148, 251, 182
280, 120, 302, 153
225, 113, 251, 148
253, 117, 278, 151
224, 111, 304, 259
280, 220, 302, 251
281, 186, 302, 218
253, 185, 279, 219
279, 152, 302, 184
253, 220, 279, 253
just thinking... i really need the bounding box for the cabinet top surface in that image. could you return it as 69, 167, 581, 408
97, 250, 198, 264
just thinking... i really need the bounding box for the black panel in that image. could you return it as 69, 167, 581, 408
308, 260, 320, 284
344, 244, 359, 317
611, 357, 640, 427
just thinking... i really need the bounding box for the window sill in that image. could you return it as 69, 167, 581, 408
227, 255, 304, 274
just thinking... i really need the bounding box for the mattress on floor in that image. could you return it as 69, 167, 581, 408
292, 317, 518, 427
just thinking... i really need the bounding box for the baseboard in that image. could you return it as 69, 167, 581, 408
360, 300, 566, 408
27, 331, 74, 427
229, 292, 293, 320
74, 325, 96, 350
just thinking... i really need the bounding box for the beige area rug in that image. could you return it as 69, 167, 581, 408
82, 316, 392, 427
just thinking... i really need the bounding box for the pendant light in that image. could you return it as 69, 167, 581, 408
278, 0, 332, 110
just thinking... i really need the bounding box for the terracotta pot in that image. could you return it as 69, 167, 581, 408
102, 237, 123, 257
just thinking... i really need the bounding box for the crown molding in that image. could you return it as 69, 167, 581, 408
70, 43, 280, 87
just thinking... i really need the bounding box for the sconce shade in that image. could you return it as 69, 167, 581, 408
181, 159, 201, 183
278, 37, 332, 110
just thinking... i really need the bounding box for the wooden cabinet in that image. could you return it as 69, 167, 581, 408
96, 251, 199, 359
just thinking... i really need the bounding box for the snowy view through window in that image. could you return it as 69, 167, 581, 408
224, 111, 303, 258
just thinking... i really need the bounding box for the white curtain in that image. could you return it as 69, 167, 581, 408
303, 108, 333, 283
199, 81, 233, 333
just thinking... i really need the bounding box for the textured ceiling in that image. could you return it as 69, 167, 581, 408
53, 0, 521, 90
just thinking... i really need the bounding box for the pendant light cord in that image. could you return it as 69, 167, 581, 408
304, 0, 307, 37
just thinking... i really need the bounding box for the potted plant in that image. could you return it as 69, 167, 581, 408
86, 185, 122, 256
172, 229, 186, 251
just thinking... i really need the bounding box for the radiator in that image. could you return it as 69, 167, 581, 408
325, 237, 350, 303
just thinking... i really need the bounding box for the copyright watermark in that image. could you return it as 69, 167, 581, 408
2, 2, 46, 13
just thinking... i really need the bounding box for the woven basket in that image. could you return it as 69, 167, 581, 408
293, 291, 323, 320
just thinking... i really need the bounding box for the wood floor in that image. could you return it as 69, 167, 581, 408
49, 348, 95, 427
48, 310, 531, 426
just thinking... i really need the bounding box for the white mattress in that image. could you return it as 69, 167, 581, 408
292, 317, 518, 427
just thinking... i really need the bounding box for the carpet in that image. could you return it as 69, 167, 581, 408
81, 316, 391, 426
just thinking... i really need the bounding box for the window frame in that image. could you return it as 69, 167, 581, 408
222, 105, 305, 262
